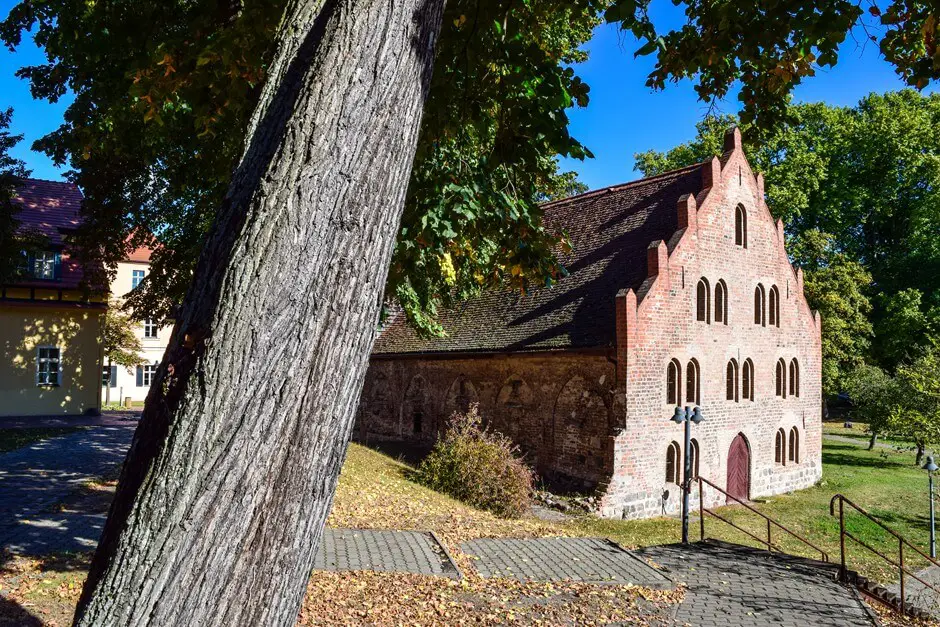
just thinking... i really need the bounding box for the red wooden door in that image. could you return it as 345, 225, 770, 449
726, 434, 750, 502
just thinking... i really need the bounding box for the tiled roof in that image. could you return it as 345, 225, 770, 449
10, 178, 86, 289
374, 163, 704, 355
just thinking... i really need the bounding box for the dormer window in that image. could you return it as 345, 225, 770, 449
22, 251, 60, 280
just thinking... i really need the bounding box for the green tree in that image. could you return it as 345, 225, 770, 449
0, 107, 31, 283
843, 365, 903, 450
892, 339, 940, 464
3, 0, 938, 623
100, 301, 144, 406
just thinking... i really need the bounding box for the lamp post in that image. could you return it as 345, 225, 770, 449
924, 455, 938, 559
673, 405, 704, 544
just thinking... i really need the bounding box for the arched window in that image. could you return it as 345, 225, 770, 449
666, 359, 681, 405
775, 428, 786, 464
714, 280, 728, 324
726, 359, 739, 402
735, 205, 748, 248
754, 284, 766, 326
789, 359, 800, 397
696, 278, 711, 323
666, 441, 681, 484
769, 285, 781, 327
686, 359, 701, 406
789, 427, 800, 463
775, 359, 786, 398
742, 359, 755, 401
689, 438, 700, 479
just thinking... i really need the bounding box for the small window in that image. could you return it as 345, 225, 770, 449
775, 428, 786, 465
769, 285, 780, 327
696, 278, 711, 323
101, 365, 118, 388
789, 427, 800, 463
132, 269, 145, 290
137, 363, 158, 387
32, 251, 59, 279
726, 359, 739, 402
36, 346, 61, 386
144, 319, 158, 339
789, 359, 800, 397
742, 359, 754, 401
735, 205, 748, 248
714, 280, 728, 324
775, 358, 786, 398
754, 284, 766, 326
666, 441, 681, 484
689, 438, 700, 479
686, 359, 701, 406
666, 359, 681, 405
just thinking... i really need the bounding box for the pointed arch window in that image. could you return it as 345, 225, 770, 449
789, 427, 800, 463
769, 285, 781, 327
789, 359, 800, 397
689, 438, 700, 479
775, 358, 787, 398
666, 441, 681, 484
714, 280, 728, 325
696, 278, 711, 323
754, 284, 766, 326
686, 359, 701, 406
726, 359, 739, 402
735, 205, 748, 248
742, 359, 755, 401
775, 428, 786, 464
666, 359, 681, 405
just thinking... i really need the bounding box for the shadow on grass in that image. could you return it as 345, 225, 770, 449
822, 446, 911, 470
0, 597, 43, 626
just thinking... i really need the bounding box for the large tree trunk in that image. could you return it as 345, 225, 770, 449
74, 0, 445, 624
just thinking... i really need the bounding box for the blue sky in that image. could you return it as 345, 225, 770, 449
0, 2, 934, 188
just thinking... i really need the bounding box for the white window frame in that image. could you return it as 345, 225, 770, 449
132, 269, 145, 290
142, 363, 158, 386
143, 319, 158, 339
36, 345, 62, 386
34, 251, 57, 279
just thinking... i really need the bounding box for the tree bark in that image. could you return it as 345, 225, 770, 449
73, 0, 445, 624
868, 432, 877, 450
917, 441, 926, 466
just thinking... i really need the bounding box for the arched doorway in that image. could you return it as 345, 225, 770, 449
726, 433, 750, 502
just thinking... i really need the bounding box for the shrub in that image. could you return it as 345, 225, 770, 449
415, 404, 534, 518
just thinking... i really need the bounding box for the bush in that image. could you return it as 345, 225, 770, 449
415, 404, 534, 518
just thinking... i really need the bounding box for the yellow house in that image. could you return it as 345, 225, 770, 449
0, 179, 106, 417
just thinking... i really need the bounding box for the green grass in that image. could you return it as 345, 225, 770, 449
0, 427, 85, 454
822, 421, 913, 449
590, 440, 934, 583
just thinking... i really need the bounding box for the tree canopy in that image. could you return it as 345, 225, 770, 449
3, 0, 938, 335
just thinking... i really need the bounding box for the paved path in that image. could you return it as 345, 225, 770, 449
0, 426, 134, 555
637, 542, 877, 626
0, 410, 140, 429
887, 563, 940, 618
462, 537, 670, 587
314, 529, 461, 578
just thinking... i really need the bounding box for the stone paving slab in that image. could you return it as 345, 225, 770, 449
0, 426, 134, 555
314, 529, 461, 579
888, 563, 940, 619
637, 542, 877, 626
460, 537, 672, 588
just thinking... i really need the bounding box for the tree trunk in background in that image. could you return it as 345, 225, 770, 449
917, 442, 926, 466
74, 0, 445, 624
868, 432, 877, 451
105, 357, 111, 407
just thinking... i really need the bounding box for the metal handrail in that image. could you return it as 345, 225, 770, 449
697, 476, 829, 562
830, 493, 940, 615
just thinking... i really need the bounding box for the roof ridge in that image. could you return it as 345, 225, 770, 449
540, 161, 704, 209
17, 176, 79, 188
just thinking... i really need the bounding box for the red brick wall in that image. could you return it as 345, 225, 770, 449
603, 131, 822, 519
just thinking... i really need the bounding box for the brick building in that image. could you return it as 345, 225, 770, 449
356, 129, 822, 519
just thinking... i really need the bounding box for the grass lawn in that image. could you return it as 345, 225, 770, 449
0, 428, 84, 455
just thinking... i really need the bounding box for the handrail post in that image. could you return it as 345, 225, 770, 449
838, 497, 847, 582
899, 538, 905, 616
698, 477, 705, 542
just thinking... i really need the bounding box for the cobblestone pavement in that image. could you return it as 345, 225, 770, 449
637, 542, 877, 626
888, 564, 940, 618
0, 426, 134, 555
461, 537, 672, 587
314, 529, 461, 578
